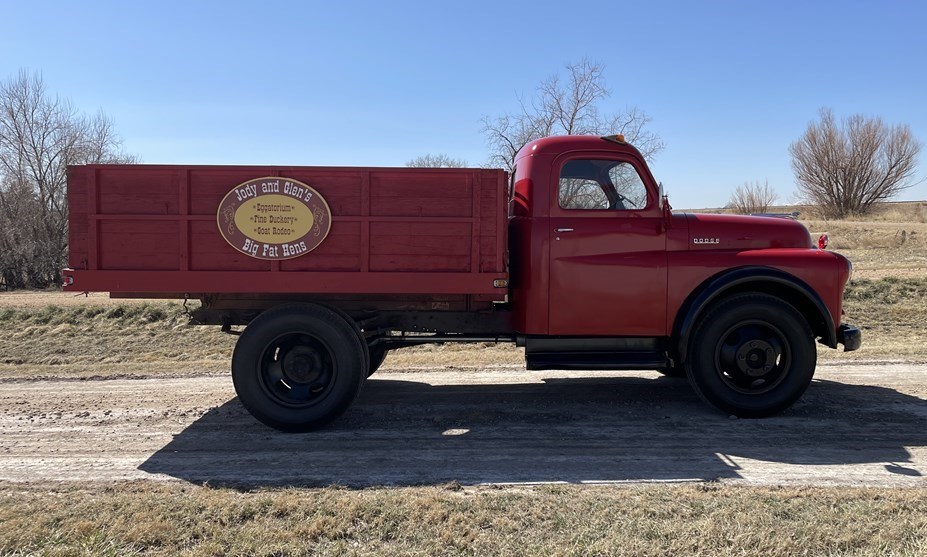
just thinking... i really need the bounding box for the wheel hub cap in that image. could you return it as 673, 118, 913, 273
735, 340, 777, 377
283, 346, 323, 383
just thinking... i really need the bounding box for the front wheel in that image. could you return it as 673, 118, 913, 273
687, 293, 816, 418
232, 303, 366, 432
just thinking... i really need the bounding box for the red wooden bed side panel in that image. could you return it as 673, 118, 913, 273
65, 164, 509, 295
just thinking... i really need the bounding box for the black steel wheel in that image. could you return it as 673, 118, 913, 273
232, 303, 366, 432
687, 293, 816, 417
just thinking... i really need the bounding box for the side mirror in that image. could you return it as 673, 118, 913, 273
659, 182, 672, 229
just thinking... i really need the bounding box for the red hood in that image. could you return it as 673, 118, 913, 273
684, 213, 812, 250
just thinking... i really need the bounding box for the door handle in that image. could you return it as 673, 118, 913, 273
555, 228, 574, 233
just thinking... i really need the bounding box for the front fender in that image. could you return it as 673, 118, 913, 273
673, 266, 837, 363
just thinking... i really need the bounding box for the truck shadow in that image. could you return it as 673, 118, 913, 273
139, 375, 927, 487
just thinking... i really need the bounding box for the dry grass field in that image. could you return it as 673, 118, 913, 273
2, 201, 927, 556
2, 484, 927, 556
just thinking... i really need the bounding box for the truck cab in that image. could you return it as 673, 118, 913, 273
509, 134, 859, 416
510, 135, 670, 337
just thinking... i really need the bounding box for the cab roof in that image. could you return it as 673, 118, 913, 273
515, 134, 642, 162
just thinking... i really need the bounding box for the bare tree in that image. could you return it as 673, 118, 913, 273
406, 154, 468, 168
790, 108, 921, 218
481, 58, 664, 171
0, 70, 136, 288
728, 180, 778, 214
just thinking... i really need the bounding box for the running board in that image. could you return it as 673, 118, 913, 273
521, 336, 669, 371
526, 352, 668, 371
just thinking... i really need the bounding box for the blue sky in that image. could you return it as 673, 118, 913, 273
2, 0, 925, 209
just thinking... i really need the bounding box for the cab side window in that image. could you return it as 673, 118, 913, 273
559, 159, 648, 211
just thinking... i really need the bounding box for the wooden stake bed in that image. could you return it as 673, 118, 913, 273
63, 164, 508, 298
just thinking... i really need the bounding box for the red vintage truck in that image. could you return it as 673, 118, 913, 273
63, 134, 860, 431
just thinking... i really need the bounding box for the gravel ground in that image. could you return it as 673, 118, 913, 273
1, 363, 926, 487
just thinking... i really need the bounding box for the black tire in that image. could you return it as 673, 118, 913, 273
319, 304, 370, 374
686, 293, 816, 418
232, 303, 366, 432
366, 345, 389, 378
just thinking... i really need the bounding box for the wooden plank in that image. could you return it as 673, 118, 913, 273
470, 171, 481, 273
66, 167, 89, 269
369, 254, 470, 273
65, 270, 509, 296
370, 196, 472, 218
480, 236, 500, 273
369, 172, 472, 198
361, 171, 370, 272
90, 214, 211, 221
280, 255, 362, 272
370, 221, 471, 237
494, 170, 507, 273
337, 216, 477, 224
68, 233, 88, 261
179, 168, 190, 271
370, 234, 471, 256
87, 168, 98, 270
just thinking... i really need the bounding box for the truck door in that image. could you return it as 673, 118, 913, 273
548, 154, 667, 336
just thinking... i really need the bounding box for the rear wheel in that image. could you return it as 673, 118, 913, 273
686, 293, 816, 418
232, 303, 366, 432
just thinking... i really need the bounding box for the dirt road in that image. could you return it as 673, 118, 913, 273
1, 363, 926, 487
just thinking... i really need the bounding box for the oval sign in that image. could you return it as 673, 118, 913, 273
217, 177, 332, 260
